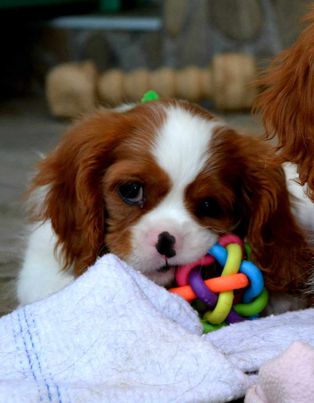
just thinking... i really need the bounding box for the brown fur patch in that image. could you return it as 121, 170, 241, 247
254, 7, 314, 201
187, 126, 313, 293
28, 103, 168, 274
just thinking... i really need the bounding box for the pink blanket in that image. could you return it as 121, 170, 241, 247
246, 342, 314, 402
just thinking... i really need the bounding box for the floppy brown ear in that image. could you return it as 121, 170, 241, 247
28, 110, 129, 274
220, 130, 313, 293
244, 163, 313, 293
254, 8, 314, 200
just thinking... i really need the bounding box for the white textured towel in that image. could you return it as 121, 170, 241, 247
0, 254, 314, 402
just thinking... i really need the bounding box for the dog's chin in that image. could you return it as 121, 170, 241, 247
146, 265, 177, 287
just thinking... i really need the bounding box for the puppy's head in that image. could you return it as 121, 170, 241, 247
29, 100, 312, 291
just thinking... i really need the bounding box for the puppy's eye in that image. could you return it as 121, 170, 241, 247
118, 182, 144, 206
197, 198, 223, 218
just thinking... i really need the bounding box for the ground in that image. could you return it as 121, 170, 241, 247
0, 96, 263, 315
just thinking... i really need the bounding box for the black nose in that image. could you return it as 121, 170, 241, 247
155, 231, 176, 258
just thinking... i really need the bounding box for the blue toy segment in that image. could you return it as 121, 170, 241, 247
208, 243, 226, 266
240, 261, 264, 303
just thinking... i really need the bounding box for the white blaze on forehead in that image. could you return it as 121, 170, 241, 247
152, 106, 218, 186
129, 106, 221, 279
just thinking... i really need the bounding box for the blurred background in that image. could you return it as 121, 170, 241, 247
0, 0, 312, 99
0, 0, 313, 314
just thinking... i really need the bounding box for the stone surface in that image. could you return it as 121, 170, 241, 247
83, 31, 113, 71
273, 0, 312, 48
3, 1, 314, 99
164, 0, 189, 37
163, 0, 210, 68
209, 0, 263, 41
0, 97, 66, 315
46, 61, 98, 118
104, 31, 162, 70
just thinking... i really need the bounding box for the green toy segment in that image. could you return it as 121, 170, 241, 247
141, 90, 160, 104
234, 288, 269, 317
201, 320, 226, 334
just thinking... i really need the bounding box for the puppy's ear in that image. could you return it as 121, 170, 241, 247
217, 129, 313, 293
254, 8, 314, 200
28, 110, 130, 274
243, 160, 312, 293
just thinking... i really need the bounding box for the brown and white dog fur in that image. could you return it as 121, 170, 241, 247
255, 8, 314, 202
17, 100, 314, 309
255, 6, 314, 298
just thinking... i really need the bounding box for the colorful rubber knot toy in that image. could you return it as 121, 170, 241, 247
169, 234, 269, 333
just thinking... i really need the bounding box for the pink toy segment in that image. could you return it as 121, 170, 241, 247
176, 255, 215, 286
218, 233, 242, 247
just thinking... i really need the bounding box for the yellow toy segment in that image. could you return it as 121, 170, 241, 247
202, 243, 242, 324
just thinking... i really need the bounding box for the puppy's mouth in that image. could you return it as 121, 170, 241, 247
157, 264, 177, 273
156, 259, 177, 273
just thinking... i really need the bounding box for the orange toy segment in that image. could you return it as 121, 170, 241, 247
169, 273, 249, 302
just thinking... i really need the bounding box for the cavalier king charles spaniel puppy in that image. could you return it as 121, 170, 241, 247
17, 99, 314, 307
